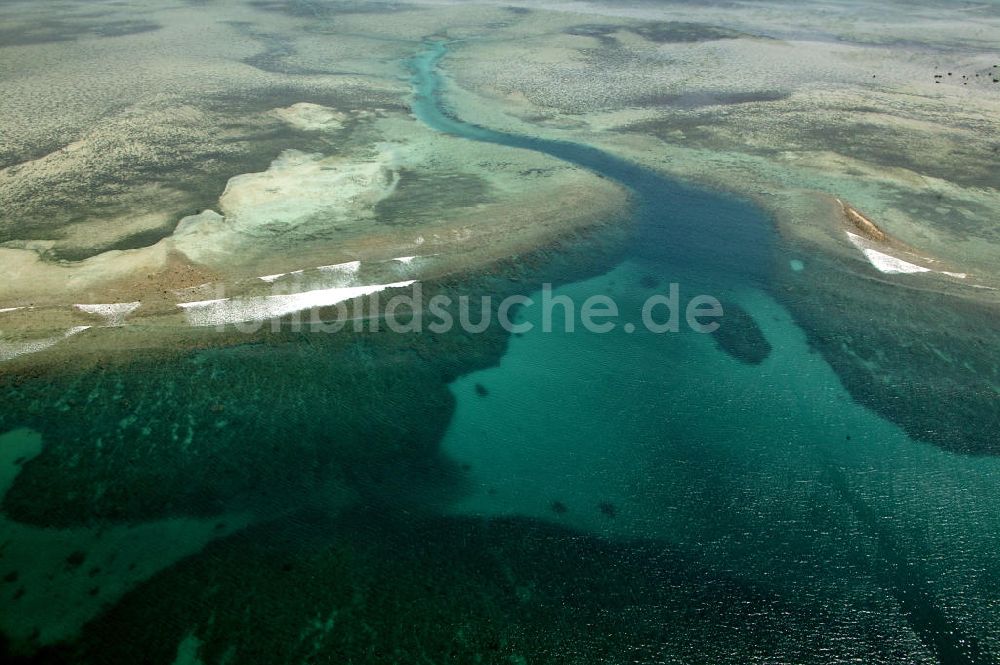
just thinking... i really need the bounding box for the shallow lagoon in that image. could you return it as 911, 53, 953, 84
0, 38, 998, 665
425, 39, 1000, 662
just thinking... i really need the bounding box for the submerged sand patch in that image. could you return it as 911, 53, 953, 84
0, 427, 252, 646
436, 1, 1000, 281
172, 146, 401, 266
0, 101, 625, 363
0, 0, 637, 365
273, 102, 348, 131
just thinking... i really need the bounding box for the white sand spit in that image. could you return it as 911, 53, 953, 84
74, 302, 142, 327
846, 232, 969, 277
861, 248, 931, 274
0, 326, 90, 362
317, 260, 362, 274
178, 281, 416, 327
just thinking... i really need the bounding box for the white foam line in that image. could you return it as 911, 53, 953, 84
74, 302, 141, 327
259, 270, 305, 283
0, 338, 60, 362
178, 281, 416, 327
317, 260, 361, 274
0, 307, 24, 314
861, 248, 931, 274
393, 256, 417, 264
178, 297, 227, 308
846, 231, 967, 278
845, 231, 867, 250
0, 325, 90, 362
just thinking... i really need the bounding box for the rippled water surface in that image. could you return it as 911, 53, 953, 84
0, 42, 997, 665
415, 41, 1000, 664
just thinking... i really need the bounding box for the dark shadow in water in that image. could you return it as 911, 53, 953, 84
0, 39, 992, 664
712, 300, 772, 364
0, 229, 627, 527
17, 508, 798, 665
777, 247, 1000, 456
0, 18, 160, 47
223, 21, 371, 76
248, 0, 415, 18
824, 466, 992, 665
563, 21, 765, 46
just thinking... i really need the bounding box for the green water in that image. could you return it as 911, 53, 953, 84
413, 42, 1000, 662
0, 42, 998, 664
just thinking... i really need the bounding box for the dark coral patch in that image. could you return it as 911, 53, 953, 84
712, 301, 772, 365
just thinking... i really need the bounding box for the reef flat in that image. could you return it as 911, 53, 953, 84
423, 0, 1000, 455
1, 1, 1000, 663
0, 0, 626, 366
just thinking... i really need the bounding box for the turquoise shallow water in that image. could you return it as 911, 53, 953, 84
0, 41, 998, 664
409, 41, 773, 290
413, 42, 1000, 662
442, 262, 1000, 658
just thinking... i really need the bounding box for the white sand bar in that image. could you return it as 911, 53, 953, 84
178, 281, 416, 327
0, 326, 91, 362
74, 302, 142, 327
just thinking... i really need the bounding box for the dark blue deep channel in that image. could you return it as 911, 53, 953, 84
0, 39, 994, 665
414, 41, 997, 665
408, 41, 774, 287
